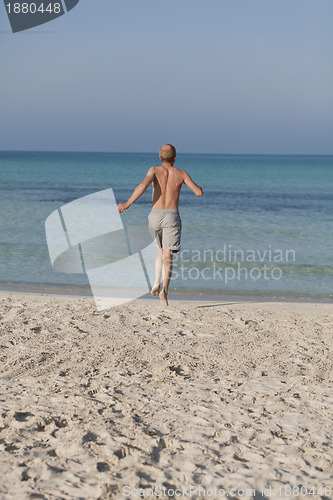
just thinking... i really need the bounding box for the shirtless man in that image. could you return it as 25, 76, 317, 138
117, 144, 203, 306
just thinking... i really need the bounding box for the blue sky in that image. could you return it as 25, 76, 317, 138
1, 0, 333, 154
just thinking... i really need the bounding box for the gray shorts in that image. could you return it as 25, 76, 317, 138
148, 209, 182, 252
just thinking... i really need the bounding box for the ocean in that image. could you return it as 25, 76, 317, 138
0, 151, 332, 299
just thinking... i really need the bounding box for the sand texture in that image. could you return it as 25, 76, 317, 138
0, 293, 332, 499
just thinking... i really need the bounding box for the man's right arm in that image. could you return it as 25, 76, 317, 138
183, 171, 203, 196
117, 167, 155, 213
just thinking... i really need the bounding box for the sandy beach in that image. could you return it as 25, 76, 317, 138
0, 292, 332, 499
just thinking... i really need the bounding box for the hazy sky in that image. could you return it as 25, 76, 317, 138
1, 0, 333, 154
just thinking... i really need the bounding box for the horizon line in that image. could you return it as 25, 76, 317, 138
0, 150, 333, 157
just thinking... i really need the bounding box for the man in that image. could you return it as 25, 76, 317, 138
117, 144, 203, 306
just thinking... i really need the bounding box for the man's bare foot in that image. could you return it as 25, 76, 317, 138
150, 284, 160, 296
159, 289, 168, 306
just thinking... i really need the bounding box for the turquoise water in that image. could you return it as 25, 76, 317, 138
0, 151, 332, 297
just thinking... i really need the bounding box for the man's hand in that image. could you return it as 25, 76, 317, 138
117, 203, 128, 213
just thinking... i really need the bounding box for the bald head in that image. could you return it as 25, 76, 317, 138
159, 144, 176, 164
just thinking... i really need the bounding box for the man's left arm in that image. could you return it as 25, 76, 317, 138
117, 167, 155, 213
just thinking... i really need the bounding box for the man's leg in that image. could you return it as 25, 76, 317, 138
159, 249, 173, 306
151, 247, 163, 295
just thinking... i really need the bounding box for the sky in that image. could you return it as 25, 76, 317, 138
1, 0, 333, 154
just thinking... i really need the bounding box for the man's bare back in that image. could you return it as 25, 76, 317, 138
151, 164, 202, 209
117, 163, 202, 213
